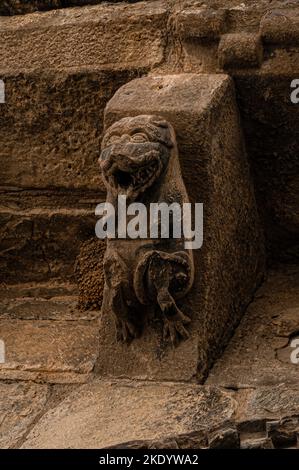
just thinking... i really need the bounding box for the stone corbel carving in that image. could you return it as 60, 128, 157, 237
99, 115, 194, 345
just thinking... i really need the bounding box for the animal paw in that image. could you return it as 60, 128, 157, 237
115, 318, 140, 343
163, 314, 190, 346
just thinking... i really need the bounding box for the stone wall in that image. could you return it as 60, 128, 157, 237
0, 0, 298, 288
0, 0, 298, 449
0, 0, 135, 15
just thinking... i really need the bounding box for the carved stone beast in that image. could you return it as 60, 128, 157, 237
99, 115, 194, 345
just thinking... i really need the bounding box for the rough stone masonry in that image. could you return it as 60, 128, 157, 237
0, 0, 298, 450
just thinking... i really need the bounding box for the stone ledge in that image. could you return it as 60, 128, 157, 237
0, 1, 168, 73
0, 207, 96, 283
16, 379, 299, 449
175, 8, 227, 41
0, 319, 99, 383
20, 380, 236, 449
0, 1, 128, 16
0, 284, 100, 321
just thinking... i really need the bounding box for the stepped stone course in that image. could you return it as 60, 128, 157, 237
0, 0, 298, 450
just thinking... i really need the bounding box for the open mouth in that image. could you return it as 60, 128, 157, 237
106, 160, 160, 194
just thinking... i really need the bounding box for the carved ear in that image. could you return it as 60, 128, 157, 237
151, 119, 169, 129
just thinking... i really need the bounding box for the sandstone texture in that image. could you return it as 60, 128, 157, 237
0, 0, 298, 450
0, 3, 167, 72
20, 381, 236, 449
97, 73, 264, 382
218, 33, 263, 69
0, 382, 49, 449
0, 1, 136, 16
1, 265, 299, 449
0, 0, 297, 288
207, 264, 299, 387
0, 318, 99, 382
0, 195, 96, 283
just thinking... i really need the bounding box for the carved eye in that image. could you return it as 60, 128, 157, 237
105, 134, 120, 146
131, 133, 148, 143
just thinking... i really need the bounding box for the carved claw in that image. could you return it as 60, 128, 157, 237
163, 317, 190, 346
157, 288, 191, 346
115, 318, 140, 343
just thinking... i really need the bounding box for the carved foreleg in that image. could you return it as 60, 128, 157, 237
104, 252, 141, 343
135, 251, 194, 345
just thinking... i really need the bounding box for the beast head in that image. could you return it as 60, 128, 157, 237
99, 115, 174, 201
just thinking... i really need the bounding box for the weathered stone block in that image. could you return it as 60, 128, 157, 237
20, 380, 236, 449
0, 1, 126, 15
0, 71, 137, 190
207, 266, 299, 387
260, 10, 299, 45
0, 1, 167, 198
218, 33, 263, 69
0, 382, 49, 449
267, 418, 298, 448
175, 8, 227, 40
96, 73, 265, 382
240, 437, 274, 449
0, 206, 95, 283
0, 2, 167, 72
0, 188, 106, 283
0, 320, 99, 382
0, 283, 100, 321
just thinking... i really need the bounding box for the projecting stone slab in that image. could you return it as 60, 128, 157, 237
0, 2, 167, 72
96, 73, 264, 382
0, 320, 99, 383
0, 382, 49, 449
21, 380, 236, 449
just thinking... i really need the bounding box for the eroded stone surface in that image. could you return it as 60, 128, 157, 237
260, 8, 299, 45
240, 437, 274, 449
20, 380, 236, 449
0, 320, 99, 382
0, 283, 99, 320
76, 239, 106, 312
17, 379, 299, 449
207, 265, 299, 387
97, 73, 264, 382
0, 72, 136, 191
218, 33, 263, 68
0, 2, 167, 72
0, 1, 125, 15
176, 7, 227, 40
0, 382, 49, 449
